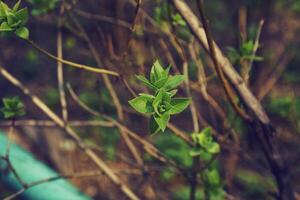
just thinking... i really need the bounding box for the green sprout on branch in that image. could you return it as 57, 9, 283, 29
227, 40, 263, 65
190, 127, 224, 199
190, 127, 220, 156
1, 96, 25, 119
0, 0, 29, 39
129, 60, 191, 133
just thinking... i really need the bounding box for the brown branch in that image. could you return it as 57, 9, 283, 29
171, 0, 269, 125
26, 39, 119, 76
67, 13, 144, 166
66, 83, 184, 171
57, 5, 68, 123
196, 0, 251, 122
171, 0, 295, 199
0, 66, 140, 200
0, 120, 115, 127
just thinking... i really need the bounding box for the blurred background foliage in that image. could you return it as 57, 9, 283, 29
1, 0, 300, 199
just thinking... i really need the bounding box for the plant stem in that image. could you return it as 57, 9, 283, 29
26, 39, 120, 77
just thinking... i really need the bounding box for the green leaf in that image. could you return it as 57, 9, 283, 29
168, 89, 178, 97
241, 40, 254, 55
154, 113, 170, 132
15, 8, 28, 25
153, 77, 168, 89
150, 60, 165, 83
152, 89, 171, 116
13, 0, 21, 12
169, 97, 191, 115
203, 168, 221, 187
0, 22, 13, 31
202, 127, 212, 136
153, 89, 165, 112
163, 75, 185, 90
242, 55, 263, 61
206, 142, 220, 154
189, 148, 202, 157
0, 1, 10, 18
149, 115, 160, 134
1, 109, 15, 118
198, 129, 213, 148
7, 13, 20, 27
136, 75, 157, 90
15, 26, 29, 39
226, 47, 240, 64
128, 95, 154, 114
138, 93, 155, 99
1, 96, 25, 119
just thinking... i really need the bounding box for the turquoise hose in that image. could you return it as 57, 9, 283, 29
0, 130, 92, 200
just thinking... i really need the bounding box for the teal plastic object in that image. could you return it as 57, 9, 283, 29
0, 131, 91, 200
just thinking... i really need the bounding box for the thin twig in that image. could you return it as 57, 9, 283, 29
0, 66, 140, 200
66, 84, 184, 171
171, 0, 270, 125
0, 120, 115, 127
67, 13, 144, 166
25, 40, 119, 76
57, 5, 69, 122
245, 19, 264, 83
196, 0, 251, 122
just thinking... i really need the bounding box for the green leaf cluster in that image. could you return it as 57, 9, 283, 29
227, 40, 263, 65
189, 127, 224, 199
27, 0, 59, 16
1, 96, 25, 119
129, 60, 191, 133
190, 127, 220, 155
153, 0, 190, 40
0, 0, 29, 39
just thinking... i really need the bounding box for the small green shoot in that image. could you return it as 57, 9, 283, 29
129, 60, 191, 133
0, 0, 29, 39
227, 40, 263, 65
1, 96, 25, 119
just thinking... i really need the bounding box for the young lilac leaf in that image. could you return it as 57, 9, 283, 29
153, 77, 168, 89
15, 26, 29, 39
163, 75, 185, 91
191, 132, 199, 143
226, 46, 240, 64
198, 130, 213, 148
189, 148, 202, 157
162, 90, 171, 103
167, 89, 178, 97
7, 13, 19, 27
0, 1, 10, 18
154, 113, 170, 132
152, 89, 165, 115
168, 97, 191, 115
0, 22, 13, 31
206, 142, 220, 154
1, 97, 25, 119
15, 8, 28, 25
241, 40, 254, 55
204, 168, 221, 187
13, 0, 21, 12
136, 75, 157, 90
128, 95, 154, 114
161, 64, 171, 79
150, 60, 164, 83
242, 55, 263, 61
149, 115, 160, 134
202, 127, 212, 135
138, 93, 155, 99
2, 110, 16, 118
164, 64, 172, 75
